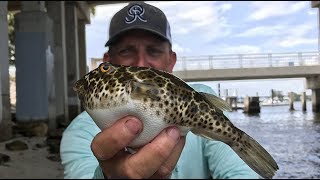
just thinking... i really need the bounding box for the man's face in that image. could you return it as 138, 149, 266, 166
105, 30, 177, 73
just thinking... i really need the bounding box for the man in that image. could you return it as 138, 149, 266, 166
60, 2, 259, 179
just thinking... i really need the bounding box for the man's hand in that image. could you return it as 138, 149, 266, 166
91, 116, 186, 179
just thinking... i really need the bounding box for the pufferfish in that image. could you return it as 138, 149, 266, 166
73, 62, 279, 179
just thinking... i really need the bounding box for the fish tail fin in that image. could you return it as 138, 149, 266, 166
232, 132, 279, 179
191, 128, 279, 179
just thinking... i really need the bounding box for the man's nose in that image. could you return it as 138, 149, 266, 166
135, 52, 148, 67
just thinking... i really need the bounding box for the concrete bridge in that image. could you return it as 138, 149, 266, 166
173, 52, 320, 81
171, 52, 320, 114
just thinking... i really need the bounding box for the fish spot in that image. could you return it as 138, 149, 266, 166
215, 121, 220, 126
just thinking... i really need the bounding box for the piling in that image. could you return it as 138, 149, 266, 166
289, 92, 295, 111
226, 96, 238, 110
243, 96, 260, 113
301, 92, 306, 111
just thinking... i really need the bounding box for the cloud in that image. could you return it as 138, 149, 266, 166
148, 1, 232, 41
236, 25, 286, 37
210, 44, 262, 54
247, 1, 308, 21
90, 3, 128, 23
307, 9, 317, 16
219, 3, 232, 13
236, 22, 315, 38
172, 43, 191, 55
278, 38, 317, 47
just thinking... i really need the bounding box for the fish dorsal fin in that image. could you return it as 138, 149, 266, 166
129, 80, 162, 101
199, 92, 232, 112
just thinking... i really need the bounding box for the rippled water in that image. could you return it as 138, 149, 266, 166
228, 101, 320, 179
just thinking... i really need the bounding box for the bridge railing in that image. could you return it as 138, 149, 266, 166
173, 51, 320, 71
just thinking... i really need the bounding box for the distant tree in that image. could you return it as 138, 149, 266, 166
271, 89, 284, 101
8, 12, 15, 65
293, 92, 301, 101
90, 6, 96, 16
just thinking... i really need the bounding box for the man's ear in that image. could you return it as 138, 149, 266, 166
168, 51, 177, 73
103, 52, 110, 62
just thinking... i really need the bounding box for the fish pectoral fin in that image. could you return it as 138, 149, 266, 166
129, 81, 161, 101
191, 128, 231, 142
199, 92, 232, 112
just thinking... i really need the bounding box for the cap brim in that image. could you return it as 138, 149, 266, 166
105, 25, 171, 47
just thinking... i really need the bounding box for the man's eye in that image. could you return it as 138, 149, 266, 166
119, 49, 129, 54
148, 48, 163, 55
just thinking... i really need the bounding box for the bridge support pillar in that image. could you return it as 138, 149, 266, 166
306, 76, 320, 113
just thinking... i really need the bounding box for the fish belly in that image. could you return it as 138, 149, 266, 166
86, 101, 190, 148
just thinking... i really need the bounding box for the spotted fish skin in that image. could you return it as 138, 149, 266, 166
73, 62, 279, 179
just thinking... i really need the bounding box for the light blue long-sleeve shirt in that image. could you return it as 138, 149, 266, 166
60, 84, 260, 179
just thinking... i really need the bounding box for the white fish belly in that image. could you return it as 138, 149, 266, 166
86, 100, 190, 148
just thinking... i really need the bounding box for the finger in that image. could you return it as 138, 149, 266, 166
125, 126, 181, 178
151, 136, 186, 179
91, 116, 142, 161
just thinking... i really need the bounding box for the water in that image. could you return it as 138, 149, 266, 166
227, 101, 320, 179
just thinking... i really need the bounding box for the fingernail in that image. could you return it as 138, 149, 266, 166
166, 127, 180, 141
125, 119, 141, 134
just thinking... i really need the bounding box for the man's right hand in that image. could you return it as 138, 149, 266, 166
90, 116, 186, 179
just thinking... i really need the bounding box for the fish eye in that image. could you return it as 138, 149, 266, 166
100, 63, 111, 73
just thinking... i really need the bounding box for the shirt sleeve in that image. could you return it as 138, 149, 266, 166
60, 111, 105, 179
203, 139, 260, 179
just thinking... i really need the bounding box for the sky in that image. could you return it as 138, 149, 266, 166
85, 1, 318, 97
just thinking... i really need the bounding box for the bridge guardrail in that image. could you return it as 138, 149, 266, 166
173, 51, 320, 71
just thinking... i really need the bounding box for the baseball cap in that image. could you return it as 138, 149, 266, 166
105, 2, 172, 47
